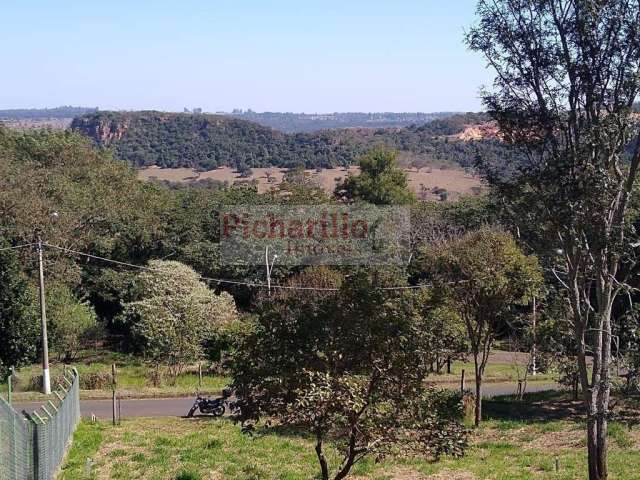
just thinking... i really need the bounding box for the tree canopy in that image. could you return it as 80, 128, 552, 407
336, 149, 416, 205
122, 260, 238, 375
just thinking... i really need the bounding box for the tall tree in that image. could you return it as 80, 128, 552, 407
467, 2, 640, 478
0, 244, 38, 379
416, 228, 542, 426
231, 267, 468, 480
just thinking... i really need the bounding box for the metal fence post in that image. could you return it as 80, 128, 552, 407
112, 364, 117, 426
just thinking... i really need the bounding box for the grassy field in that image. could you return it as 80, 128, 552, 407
58, 396, 640, 480
138, 165, 483, 199
2, 351, 229, 402
430, 361, 556, 385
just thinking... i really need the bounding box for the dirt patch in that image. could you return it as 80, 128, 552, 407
470, 427, 528, 446
426, 469, 476, 480
378, 467, 428, 480
523, 429, 582, 451
380, 467, 475, 480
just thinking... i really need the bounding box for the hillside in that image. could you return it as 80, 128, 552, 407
71, 110, 494, 171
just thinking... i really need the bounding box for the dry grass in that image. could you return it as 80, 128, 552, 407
138, 165, 483, 199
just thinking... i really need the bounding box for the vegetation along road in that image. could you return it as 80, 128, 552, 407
15, 383, 560, 420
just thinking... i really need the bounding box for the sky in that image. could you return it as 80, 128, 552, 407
0, 0, 493, 113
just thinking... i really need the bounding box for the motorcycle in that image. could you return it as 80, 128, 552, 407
187, 388, 232, 418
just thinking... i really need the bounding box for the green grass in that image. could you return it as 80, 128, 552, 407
1, 350, 229, 401
57, 421, 104, 479
58, 415, 640, 480
433, 360, 557, 384
608, 421, 634, 449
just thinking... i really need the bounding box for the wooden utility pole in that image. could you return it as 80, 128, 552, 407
36, 232, 51, 395
265, 246, 277, 297
112, 364, 117, 425
531, 297, 537, 377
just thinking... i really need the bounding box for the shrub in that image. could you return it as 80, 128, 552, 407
79, 372, 112, 390
47, 283, 98, 362
121, 261, 238, 377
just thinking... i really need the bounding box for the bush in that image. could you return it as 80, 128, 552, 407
121, 261, 238, 377
146, 366, 163, 388
47, 283, 98, 362
79, 372, 112, 390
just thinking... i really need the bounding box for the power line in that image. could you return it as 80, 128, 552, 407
41, 242, 451, 292
42, 243, 342, 291
0, 242, 38, 252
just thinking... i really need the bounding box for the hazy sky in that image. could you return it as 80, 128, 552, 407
1, 0, 493, 113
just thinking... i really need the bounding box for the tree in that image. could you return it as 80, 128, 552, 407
336, 149, 416, 205
237, 163, 252, 178
0, 244, 38, 379
467, 2, 640, 477
47, 283, 98, 361
231, 267, 468, 480
416, 228, 542, 426
121, 260, 238, 376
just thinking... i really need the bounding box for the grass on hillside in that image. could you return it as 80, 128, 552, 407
1, 350, 229, 402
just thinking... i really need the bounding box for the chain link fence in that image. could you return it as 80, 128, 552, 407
0, 368, 80, 480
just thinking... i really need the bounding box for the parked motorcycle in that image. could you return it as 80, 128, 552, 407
187, 388, 232, 417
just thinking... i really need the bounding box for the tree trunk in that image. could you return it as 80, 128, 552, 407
333, 428, 358, 480
576, 299, 613, 480
473, 352, 482, 427
585, 402, 609, 480
315, 435, 329, 480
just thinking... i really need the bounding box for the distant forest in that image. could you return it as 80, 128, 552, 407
0, 106, 97, 119
226, 110, 462, 132
71, 110, 500, 171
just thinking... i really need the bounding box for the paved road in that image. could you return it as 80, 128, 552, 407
13, 382, 561, 420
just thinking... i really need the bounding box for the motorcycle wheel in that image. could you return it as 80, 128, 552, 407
187, 405, 198, 418
212, 405, 226, 417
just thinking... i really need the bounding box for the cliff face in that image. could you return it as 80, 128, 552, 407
455, 122, 501, 142
71, 114, 130, 146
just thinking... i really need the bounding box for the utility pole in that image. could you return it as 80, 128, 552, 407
532, 297, 537, 377
112, 364, 118, 426
265, 246, 277, 297
36, 231, 51, 395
